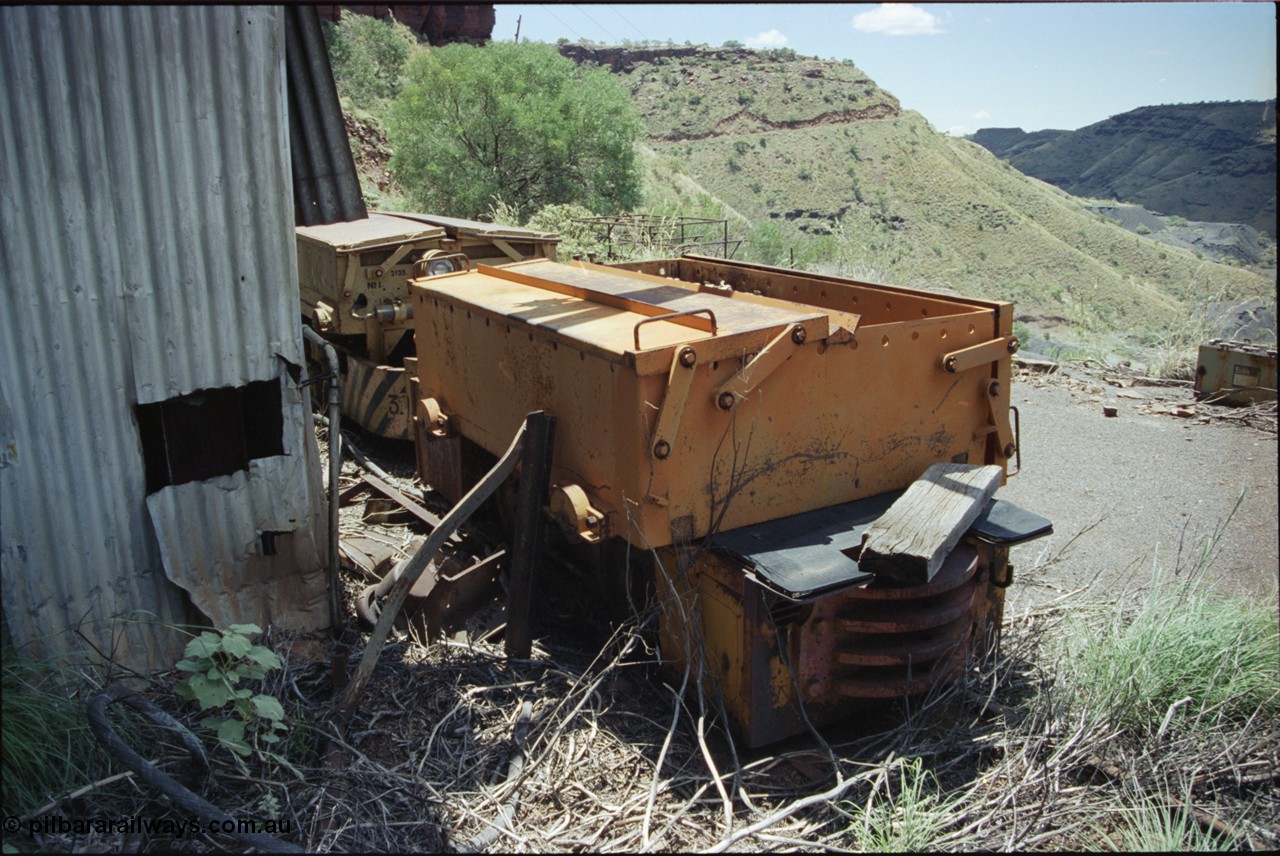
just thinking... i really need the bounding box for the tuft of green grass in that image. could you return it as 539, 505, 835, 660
839, 758, 960, 852
1061, 566, 1279, 734
1, 647, 110, 817
1095, 778, 1242, 851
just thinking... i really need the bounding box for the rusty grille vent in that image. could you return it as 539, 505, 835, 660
831, 545, 982, 698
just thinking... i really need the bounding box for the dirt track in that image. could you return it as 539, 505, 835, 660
997, 365, 1278, 610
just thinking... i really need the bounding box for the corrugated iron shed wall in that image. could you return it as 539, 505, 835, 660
0, 5, 329, 670
286, 5, 367, 226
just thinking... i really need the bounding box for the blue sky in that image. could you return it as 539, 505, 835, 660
493, 3, 1277, 135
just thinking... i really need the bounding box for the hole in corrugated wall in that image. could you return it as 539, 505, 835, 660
136, 379, 284, 493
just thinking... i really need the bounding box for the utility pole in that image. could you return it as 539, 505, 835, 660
515, 14, 521, 43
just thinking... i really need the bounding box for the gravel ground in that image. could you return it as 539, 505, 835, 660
998, 366, 1278, 611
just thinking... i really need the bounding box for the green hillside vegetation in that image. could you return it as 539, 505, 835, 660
610, 47, 1271, 341
326, 21, 1271, 350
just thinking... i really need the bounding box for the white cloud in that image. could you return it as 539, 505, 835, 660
746, 28, 789, 48
851, 4, 943, 36
945, 111, 992, 136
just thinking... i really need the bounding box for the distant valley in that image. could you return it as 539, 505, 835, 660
970, 101, 1276, 239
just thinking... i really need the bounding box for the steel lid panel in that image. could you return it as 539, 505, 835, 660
296, 212, 447, 250
380, 211, 560, 242
413, 272, 715, 361
414, 262, 829, 374
508, 259, 829, 338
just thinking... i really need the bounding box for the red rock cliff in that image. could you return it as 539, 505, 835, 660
316, 5, 495, 45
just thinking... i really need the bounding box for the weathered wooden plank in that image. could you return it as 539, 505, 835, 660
859, 463, 1003, 585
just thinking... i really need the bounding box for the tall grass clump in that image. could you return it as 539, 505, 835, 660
1, 646, 110, 817
838, 757, 961, 851
1060, 566, 1279, 734
1095, 778, 1243, 851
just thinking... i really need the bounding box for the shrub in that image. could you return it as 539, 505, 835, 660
525, 203, 612, 260
325, 10, 417, 104
388, 42, 642, 221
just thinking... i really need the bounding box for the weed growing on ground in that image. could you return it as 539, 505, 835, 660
173, 624, 290, 767
837, 757, 961, 851
1095, 777, 1242, 851
1144, 290, 1233, 379
1060, 566, 1279, 734
1, 647, 112, 817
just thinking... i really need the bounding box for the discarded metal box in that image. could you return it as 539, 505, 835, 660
1194, 338, 1277, 405
296, 212, 559, 438
409, 255, 1049, 745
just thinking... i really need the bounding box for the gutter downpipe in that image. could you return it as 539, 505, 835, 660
302, 326, 342, 633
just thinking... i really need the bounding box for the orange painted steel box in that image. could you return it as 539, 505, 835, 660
409, 255, 1048, 745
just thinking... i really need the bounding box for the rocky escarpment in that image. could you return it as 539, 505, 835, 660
651, 102, 899, 143
317, 4, 495, 46
607, 47, 900, 142
557, 44, 705, 73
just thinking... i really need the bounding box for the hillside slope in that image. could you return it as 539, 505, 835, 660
970, 102, 1277, 237
567, 46, 1271, 336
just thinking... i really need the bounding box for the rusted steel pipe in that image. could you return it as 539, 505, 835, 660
303, 325, 342, 633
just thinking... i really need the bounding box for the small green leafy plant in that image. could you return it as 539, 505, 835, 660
174, 624, 286, 762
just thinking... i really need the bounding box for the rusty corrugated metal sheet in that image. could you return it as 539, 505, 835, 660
285, 4, 367, 226
0, 5, 328, 670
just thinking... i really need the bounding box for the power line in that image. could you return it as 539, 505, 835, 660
539, 4, 585, 42
577, 6, 619, 43
609, 5, 649, 41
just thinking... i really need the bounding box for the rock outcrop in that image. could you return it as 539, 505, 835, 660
317, 4, 495, 46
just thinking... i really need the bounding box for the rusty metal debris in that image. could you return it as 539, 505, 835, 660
1195, 338, 1277, 405
339, 415, 533, 715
